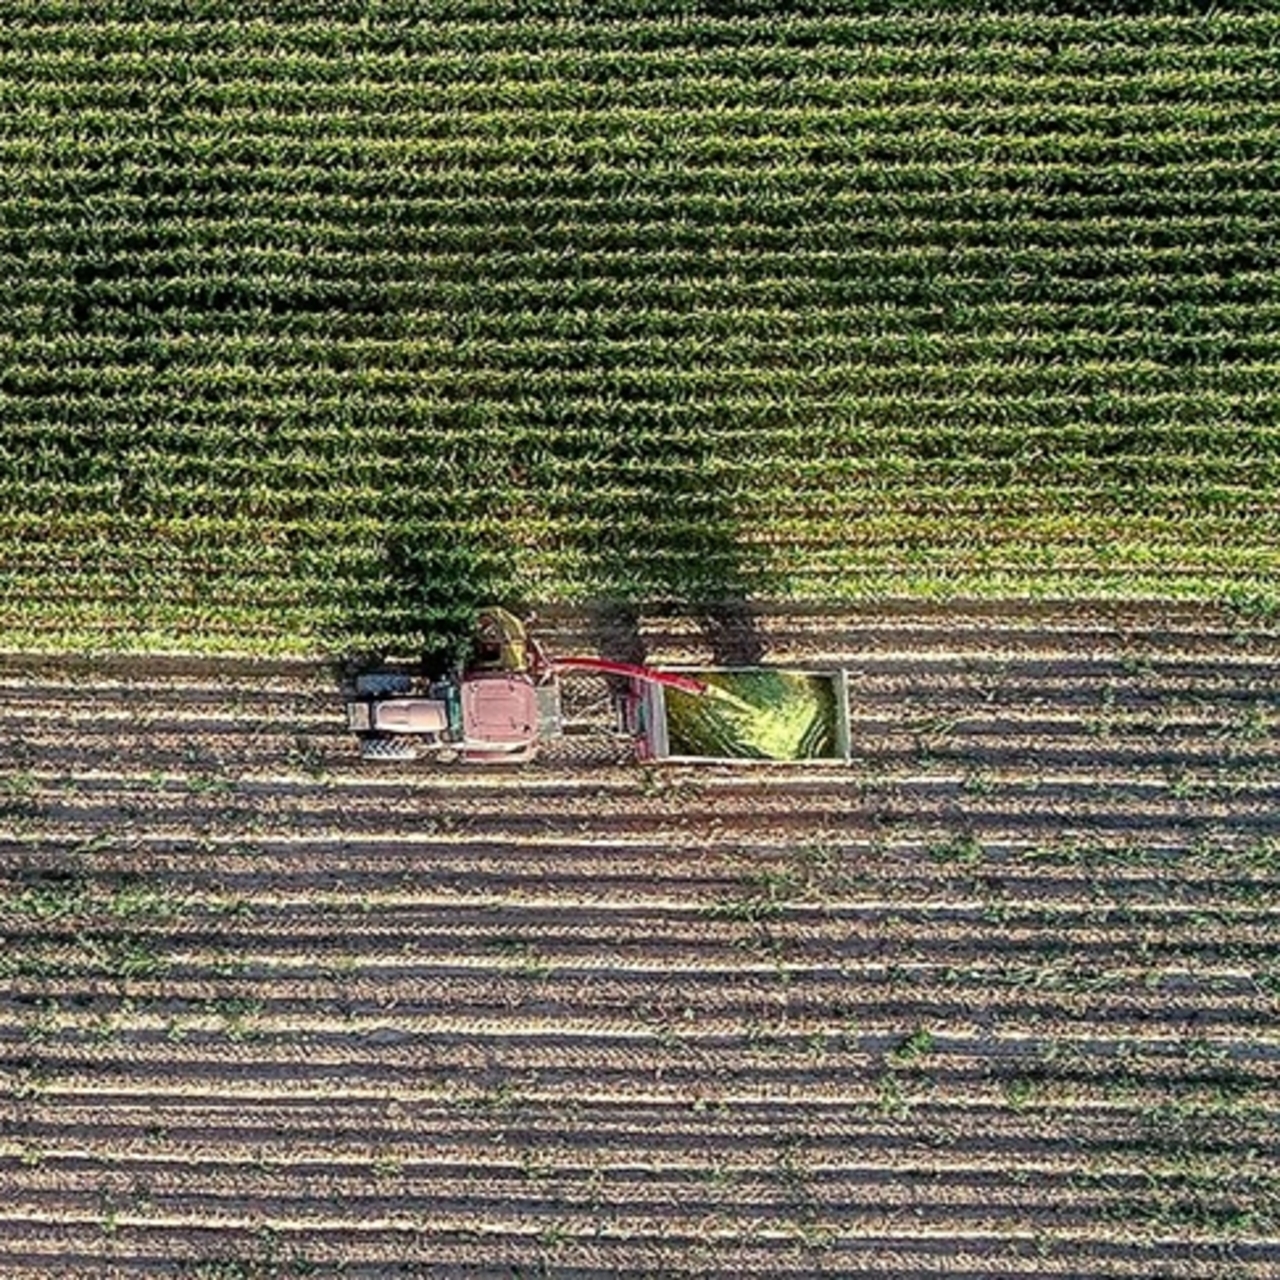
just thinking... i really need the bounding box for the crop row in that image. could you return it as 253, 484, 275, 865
3, 355, 1279, 397
4, 420, 1277, 469
7, 466, 1279, 507
3, 154, 1271, 192
5, 389, 1274, 430
8, 304, 1280, 347
8, 225, 1280, 272
9, 317, 1280, 356
0, 543, 1272, 606
10, 245, 1269, 289
13, 243, 1280, 280
0, 188, 1154, 231
7, 411, 1277, 458
13, 541, 1278, 591
8, 292, 1278, 344
9, 331, 1279, 375
8, 360, 1279, 401
4, 72, 1279, 114
8, 189, 1278, 229
8, 160, 1273, 208
6, 310, 1280, 357
73, 294, 1280, 343
3, 582, 1273, 657
5, 9, 1280, 55
10, 125, 1280, 167
2, 503, 1277, 536
5, 391, 1275, 440
10, 91, 1280, 129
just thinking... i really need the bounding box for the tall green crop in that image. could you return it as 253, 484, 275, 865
0, 3, 1277, 651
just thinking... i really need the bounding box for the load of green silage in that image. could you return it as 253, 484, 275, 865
663, 671, 840, 761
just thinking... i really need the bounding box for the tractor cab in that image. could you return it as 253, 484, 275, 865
458, 673, 540, 762
457, 607, 554, 761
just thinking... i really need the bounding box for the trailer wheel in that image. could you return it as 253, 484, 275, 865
359, 735, 419, 762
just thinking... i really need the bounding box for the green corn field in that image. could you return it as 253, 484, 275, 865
1, 1, 1278, 653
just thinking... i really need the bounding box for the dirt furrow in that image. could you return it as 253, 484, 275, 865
0, 1223, 1273, 1280
3, 1175, 1274, 1245
7, 1094, 1274, 1159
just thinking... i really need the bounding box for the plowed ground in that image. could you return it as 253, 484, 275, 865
1, 605, 1278, 1278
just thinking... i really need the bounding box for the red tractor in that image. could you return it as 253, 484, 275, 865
345, 607, 702, 765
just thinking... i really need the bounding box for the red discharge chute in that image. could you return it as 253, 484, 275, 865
552, 656, 707, 696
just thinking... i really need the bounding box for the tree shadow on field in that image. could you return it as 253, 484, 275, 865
311, 418, 771, 672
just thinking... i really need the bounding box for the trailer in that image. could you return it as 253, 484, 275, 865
624, 666, 853, 764
346, 608, 854, 766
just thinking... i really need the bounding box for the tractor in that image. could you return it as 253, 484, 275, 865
345, 607, 700, 765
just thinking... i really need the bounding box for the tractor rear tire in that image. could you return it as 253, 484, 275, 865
355, 672, 414, 697
359, 735, 420, 762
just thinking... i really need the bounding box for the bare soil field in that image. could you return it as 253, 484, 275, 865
1, 604, 1277, 1278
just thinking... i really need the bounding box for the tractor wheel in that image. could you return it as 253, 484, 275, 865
359, 735, 419, 762
355, 672, 414, 697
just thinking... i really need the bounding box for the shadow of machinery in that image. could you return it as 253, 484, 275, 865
306, 384, 777, 674
560, 428, 773, 669
317, 434, 774, 676
324, 539, 766, 679
320, 532, 529, 680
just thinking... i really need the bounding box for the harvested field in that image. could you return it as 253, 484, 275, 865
1, 604, 1278, 1277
